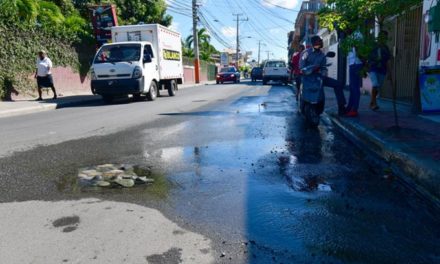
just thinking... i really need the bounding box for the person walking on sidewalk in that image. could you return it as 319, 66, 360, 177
368, 31, 391, 111
345, 47, 364, 117
291, 44, 305, 101
35, 50, 57, 101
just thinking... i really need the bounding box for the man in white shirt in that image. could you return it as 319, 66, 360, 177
35, 50, 57, 101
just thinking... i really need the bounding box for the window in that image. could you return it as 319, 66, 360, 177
94, 44, 141, 63
144, 44, 154, 59
220, 67, 236, 73
265, 61, 286, 68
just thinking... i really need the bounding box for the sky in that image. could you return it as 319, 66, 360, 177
165, 0, 301, 62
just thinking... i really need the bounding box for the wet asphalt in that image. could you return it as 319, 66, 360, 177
0, 81, 439, 263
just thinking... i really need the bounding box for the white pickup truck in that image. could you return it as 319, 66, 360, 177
90, 24, 184, 103
262, 60, 289, 85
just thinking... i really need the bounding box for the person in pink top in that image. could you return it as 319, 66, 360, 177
290, 45, 305, 101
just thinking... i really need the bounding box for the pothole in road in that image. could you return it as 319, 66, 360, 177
56, 164, 172, 198
77, 164, 155, 188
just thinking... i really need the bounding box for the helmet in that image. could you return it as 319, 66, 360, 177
311, 36, 323, 47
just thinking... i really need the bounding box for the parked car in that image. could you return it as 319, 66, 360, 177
216, 67, 240, 84
262, 60, 289, 85
251, 67, 263, 82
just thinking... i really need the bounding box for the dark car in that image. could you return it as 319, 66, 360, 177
216, 67, 240, 84
251, 67, 263, 82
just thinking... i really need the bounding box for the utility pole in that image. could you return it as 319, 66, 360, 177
266, 51, 271, 60
192, 0, 200, 83
233, 14, 248, 68
257, 40, 261, 66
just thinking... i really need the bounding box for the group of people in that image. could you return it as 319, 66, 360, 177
289, 31, 391, 117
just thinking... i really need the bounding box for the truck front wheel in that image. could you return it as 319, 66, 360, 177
146, 81, 158, 101
167, 80, 178, 96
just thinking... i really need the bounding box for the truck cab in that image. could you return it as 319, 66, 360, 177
91, 41, 159, 103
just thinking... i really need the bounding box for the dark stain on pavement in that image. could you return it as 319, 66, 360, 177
146, 248, 183, 264
62, 226, 78, 233
52, 216, 80, 233
172, 230, 185, 235
52, 216, 80, 228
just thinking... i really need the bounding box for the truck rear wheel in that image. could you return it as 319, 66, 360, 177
146, 81, 158, 101
167, 80, 178, 96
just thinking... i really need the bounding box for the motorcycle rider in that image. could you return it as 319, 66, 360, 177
300, 36, 347, 115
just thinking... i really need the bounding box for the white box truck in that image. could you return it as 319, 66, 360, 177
90, 24, 184, 103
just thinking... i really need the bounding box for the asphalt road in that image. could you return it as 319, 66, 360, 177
0, 81, 439, 264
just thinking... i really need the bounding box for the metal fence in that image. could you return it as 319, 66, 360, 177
383, 5, 422, 105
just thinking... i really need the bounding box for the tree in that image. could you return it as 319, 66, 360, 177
200, 42, 219, 62
183, 28, 219, 62
185, 28, 211, 49
113, 0, 172, 26
71, 0, 172, 26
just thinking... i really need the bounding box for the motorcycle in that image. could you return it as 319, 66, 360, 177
299, 51, 335, 127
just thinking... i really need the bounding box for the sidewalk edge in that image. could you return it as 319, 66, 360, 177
0, 97, 101, 119
326, 112, 440, 208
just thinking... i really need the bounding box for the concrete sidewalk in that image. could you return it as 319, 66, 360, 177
0, 81, 215, 119
324, 89, 440, 204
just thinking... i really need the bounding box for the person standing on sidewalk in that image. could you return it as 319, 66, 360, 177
368, 31, 391, 111
35, 50, 57, 101
291, 44, 305, 101
345, 47, 364, 117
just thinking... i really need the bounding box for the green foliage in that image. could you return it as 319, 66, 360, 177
119, 0, 172, 26
319, 0, 421, 31
184, 28, 219, 62
38, 1, 65, 26
319, 0, 420, 58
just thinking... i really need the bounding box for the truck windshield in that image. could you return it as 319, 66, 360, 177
94, 44, 141, 63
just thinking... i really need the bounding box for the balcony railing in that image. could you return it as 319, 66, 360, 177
299, 1, 324, 13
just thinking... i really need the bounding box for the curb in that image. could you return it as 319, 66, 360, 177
0, 96, 102, 119
325, 112, 440, 208
0, 82, 215, 119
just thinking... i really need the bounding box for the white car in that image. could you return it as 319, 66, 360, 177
262, 60, 289, 85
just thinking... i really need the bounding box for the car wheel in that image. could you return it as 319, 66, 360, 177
167, 80, 178, 97
216, 81, 219, 84
146, 81, 158, 101
102, 95, 114, 104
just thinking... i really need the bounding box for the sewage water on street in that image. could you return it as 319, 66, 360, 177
0, 85, 439, 263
